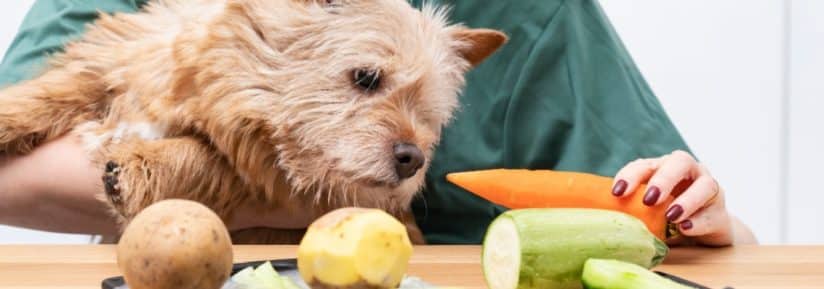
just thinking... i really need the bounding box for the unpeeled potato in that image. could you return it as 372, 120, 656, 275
116, 199, 233, 289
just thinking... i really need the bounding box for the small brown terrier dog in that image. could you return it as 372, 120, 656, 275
0, 0, 506, 243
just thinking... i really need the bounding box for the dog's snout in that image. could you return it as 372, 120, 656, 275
393, 143, 424, 180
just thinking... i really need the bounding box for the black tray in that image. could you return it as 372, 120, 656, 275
102, 258, 727, 289
101, 258, 298, 289
656, 271, 734, 289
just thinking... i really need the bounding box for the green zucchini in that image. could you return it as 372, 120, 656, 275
582, 259, 694, 289
482, 208, 668, 289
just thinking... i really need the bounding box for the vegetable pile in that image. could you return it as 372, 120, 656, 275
449, 169, 696, 289
113, 168, 692, 289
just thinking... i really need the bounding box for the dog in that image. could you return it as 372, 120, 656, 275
0, 0, 506, 243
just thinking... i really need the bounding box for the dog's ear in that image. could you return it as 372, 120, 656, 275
452, 28, 508, 67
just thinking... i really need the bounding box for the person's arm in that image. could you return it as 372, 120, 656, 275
732, 216, 757, 244
0, 136, 118, 234
0, 134, 312, 234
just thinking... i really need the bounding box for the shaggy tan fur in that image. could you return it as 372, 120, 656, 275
0, 0, 506, 243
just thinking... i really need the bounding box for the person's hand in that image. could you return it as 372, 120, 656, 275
610, 150, 755, 246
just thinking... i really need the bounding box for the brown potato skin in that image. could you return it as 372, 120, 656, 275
116, 199, 233, 289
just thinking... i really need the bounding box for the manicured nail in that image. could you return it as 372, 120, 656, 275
665, 205, 684, 222
612, 180, 628, 197
643, 186, 661, 206
680, 220, 693, 230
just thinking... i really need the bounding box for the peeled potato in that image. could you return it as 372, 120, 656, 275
116, 199, 233, 289
298, 208, 414, 289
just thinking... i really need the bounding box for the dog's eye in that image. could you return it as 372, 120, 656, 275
322, 0, 342, 8
316, 0, 343, 14
352, 69, 382, 92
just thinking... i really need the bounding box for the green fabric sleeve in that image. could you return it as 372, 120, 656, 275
0, 0, 147, 86
409, 0, 692, 243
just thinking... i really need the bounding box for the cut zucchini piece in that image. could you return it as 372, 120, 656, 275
254, 262, 283, 289
582, 259, 695, 289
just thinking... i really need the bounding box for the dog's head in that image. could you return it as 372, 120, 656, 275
197, 0, 506, 211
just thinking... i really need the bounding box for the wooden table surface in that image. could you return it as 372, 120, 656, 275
0, 245, 822, 289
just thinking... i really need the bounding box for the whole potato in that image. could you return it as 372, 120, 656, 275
116, 199, 233, 289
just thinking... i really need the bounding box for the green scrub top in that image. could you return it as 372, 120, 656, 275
0, 0, 690, 244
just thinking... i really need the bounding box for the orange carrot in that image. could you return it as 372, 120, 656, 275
446, 169, 674, 240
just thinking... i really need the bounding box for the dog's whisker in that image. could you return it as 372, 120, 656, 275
341, 182, 349, 206
353, 189, 359, 208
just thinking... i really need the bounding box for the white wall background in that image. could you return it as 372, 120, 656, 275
786, 0, 824, 244
0, 1, 821, 244
0, 1, 33, 54
599, 0, 824, 244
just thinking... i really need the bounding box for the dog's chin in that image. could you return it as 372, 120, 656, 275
343, 174, 423, 211
356, 172, 424, 190
295, 166, 424, 210
361, 178, 399, 189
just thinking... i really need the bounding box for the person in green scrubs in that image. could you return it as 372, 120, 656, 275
0, 0, 755, 245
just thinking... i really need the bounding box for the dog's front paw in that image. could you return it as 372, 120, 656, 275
102, 161, 123, 206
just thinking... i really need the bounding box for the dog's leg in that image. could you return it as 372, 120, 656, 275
0, 68, 108, 154
99, 136, 250, 226
397, 210, 427, 244
227, 211, 426, 245
230, 228, 307, 244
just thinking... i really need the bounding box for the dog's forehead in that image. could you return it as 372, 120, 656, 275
329, 3, 453, 51
340, 1, 462, 78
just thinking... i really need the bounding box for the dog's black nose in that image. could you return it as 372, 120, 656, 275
393, 143, 424, 180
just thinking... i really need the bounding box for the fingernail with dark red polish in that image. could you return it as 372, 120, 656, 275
643, 186, 661, 206
680, 220, 693, 230
612, 180, 628, 197
666, 205, 684, 222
